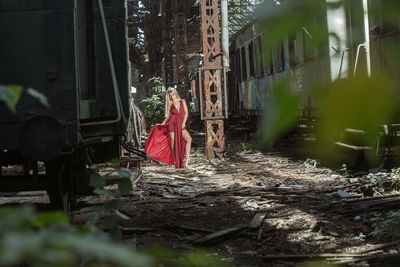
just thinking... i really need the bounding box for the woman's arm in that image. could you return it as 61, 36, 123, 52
182, 100, 188, 128
161, 102, 171, 125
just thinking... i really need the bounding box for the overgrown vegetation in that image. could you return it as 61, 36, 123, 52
0, 85, 22, 112
367, 167, 400, 194
137, 77, 166, 131
87, 159, 133, 240
369, 210, 400, 242
229, 141, 258, 155
0, 206, 152, 267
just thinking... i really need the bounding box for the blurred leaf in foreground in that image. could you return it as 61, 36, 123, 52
27, 88, 50, 108
314, 75, 395, 150
261, 80, 301, 144
0, 85, 22, 112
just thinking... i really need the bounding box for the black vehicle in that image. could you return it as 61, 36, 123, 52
0, 0, 138, 213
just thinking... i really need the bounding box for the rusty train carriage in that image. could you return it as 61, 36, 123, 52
0, 0, 146, 214
228, 0, 400, 156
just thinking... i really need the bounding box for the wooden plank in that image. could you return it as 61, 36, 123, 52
248, 213, 267, 229
262, 253, 367, 261
334, 141, 372, 151
193, 225, 246, 245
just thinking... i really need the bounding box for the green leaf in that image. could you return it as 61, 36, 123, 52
26, 88, 50, 108
104, 199, 124, 211
89, 172, 105, 188
32, 212, 68, 228
0, 85, 22, 112
87, 205, 104, 213
118, 178, 132, 195
261, 80, 301, 144
100, 215, 117, 229
114, 210, 130, 220
315, 76, 395, 149
93, 188, 119, 197
110, 158, 120, 165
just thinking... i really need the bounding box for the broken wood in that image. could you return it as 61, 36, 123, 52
262, 253, 368, 261
358, 239, 400, 254
121, 227, 158, 233
248, 213, 267, 229
193, 225, 246, 245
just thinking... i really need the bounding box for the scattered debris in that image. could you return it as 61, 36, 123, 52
193, 225, 247, 245
248, 213, 267, 229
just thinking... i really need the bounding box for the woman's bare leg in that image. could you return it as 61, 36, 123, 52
169, 132, 175, 163
182, 130, 192, 168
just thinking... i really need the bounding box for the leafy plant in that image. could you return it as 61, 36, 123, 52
233, 142, 256, 154
0, 85, 22, 112
145, 247, 228, 267
353, 232, 366, 244
0, 206, 152, 267
369, 210, 400, 241
138, 77, 166, 131
1, 85, 50, 112
340, 163, 350, 177
367, 168, 400, 194
87, 159, 133, 240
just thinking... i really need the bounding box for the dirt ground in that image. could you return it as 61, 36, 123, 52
2, 136, 400, 266
75, 135, 400, 266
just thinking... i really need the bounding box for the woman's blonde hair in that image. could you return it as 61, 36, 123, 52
165, 87, 180, 118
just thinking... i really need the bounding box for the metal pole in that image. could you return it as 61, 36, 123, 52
221, 0, 230, 68
363, 0, 372, 77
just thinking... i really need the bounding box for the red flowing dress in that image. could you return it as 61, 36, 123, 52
145, 100, 186, 168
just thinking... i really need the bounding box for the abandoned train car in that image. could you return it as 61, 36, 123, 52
228, 0, 400, 153
0, 0, 137, 213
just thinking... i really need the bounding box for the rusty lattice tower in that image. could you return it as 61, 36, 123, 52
199, 0, 227, 159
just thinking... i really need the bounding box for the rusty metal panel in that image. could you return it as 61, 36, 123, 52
200, 0, 222, 70
206, 119, 225, 159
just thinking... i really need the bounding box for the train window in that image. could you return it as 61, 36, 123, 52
241, 47, 247, 80
262, 32, 273, 75
248, 42, 255, 77
256, 36, 264, 77
273, 43, 283, 72
289, 35, 296, 67
235, 49, 241, 81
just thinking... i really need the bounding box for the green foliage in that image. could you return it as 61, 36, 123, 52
314, 76, 395, 150
138, 77, 166, 130
231, 141, 258, 155
0, 84, 22, 112
145, 247, 228, 267
0, 85, 50, 113
367, 168, 400, 193
369, 210, 400, 241
0, 206, 152, 267
340, 163, 350, 177
261, 80, 301, 144
88, 158, 133, 240
26, 88, 50, 108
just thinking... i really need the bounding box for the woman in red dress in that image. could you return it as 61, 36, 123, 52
145, 88, 192, 168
